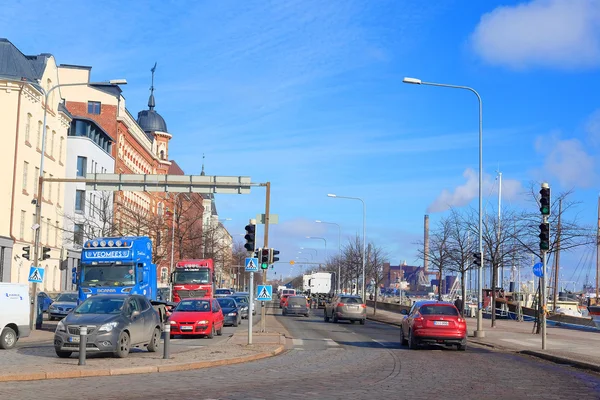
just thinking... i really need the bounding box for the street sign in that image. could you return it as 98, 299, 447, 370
256, 285, 273, 301
533, 262, 544, 278
28, 266, 44, 283
245, 257, 259, 272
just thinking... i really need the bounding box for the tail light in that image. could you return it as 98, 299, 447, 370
412, 313, 424, 328
360, 304, 367, 308
337, 303, 345, 307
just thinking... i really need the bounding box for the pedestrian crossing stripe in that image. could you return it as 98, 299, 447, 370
256, 285, 272, 300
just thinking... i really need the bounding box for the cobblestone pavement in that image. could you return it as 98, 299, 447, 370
1, 308, 600, 399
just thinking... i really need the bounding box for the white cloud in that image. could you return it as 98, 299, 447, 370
585, 109, 600, 146
427, 168, 523, 213
471, 0, 600, 70
535, 133, 596, 187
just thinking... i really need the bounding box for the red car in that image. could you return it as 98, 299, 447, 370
400, 301, 467, 351
169, 298, 224, 338
279, 294, 291, 309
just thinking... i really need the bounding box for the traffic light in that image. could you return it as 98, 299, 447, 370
244, 223, 256, 252
472, 252, 481, 267
269, 249, 280, 264
539, 222, 550, 251
260, 248, 270, 269
540, 185, 551, 216
42, 247, 51, 260
22, 246, 30, 260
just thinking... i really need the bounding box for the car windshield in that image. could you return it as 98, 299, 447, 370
81, 264, 135, 287
340, 297, 361, 304
419, 305, 459, 316
173, 269, 210, 284
56, 293, 78, 302
217, 298, 236, 308
232, 296, 248, 304
74, 297, 124, 314
215, 289, 232, 294
175, 299, 211, 312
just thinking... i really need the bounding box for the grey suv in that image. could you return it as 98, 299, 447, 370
324, 295, 366, 324
54, 294, 162, 358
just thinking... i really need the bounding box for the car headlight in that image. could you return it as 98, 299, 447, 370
98, 321, 119, 333
227, 312, 237, 316
49, 304, 56, 310
169, 320, 177, 325
242, 306, 248, 311
196, 320, 209, 325
56, 320, 66, 333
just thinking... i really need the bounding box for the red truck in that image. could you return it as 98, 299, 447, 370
170, 259, 215, 303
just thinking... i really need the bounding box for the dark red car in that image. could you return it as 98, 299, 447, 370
400, 301, 467, 351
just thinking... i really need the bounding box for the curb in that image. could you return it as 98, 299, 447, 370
519, 350, 600, 373
366, 315, 401, 327
0, 344, 285, 382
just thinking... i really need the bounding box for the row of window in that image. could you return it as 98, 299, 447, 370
21, 162, 62, 205
19, 210, 60, 247
24, 114, 65, 162
76, 156, 108, 177
69, 119, 112, 154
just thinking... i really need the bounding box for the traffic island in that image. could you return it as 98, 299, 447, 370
0, 336, 285, 382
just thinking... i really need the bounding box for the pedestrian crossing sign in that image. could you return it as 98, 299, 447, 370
256, 285, 272, 301
245, 257, 259, 272
28, 266, 45, 283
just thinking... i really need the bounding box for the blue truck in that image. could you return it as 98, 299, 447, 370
75, 236, 169, 321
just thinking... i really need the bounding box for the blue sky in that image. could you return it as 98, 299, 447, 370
4, 0, 600, 288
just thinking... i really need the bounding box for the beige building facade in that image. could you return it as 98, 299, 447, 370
0, 38, 72, 290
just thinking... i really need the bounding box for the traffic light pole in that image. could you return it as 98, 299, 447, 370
261, 182, 271, 333
541, 243, 548, 350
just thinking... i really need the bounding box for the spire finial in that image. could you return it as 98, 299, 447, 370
148, 62, 157, 110
201, 153, 205, 176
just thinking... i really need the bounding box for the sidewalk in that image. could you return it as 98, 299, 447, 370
0, 312, 287, 382
367, 306, 600, 372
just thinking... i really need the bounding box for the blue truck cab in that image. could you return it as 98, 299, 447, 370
78, 237, 157, 303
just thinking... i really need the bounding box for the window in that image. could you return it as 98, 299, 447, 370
75, 190, 85, 212
57, 182, 61, 206
51, 131, 56, 157
44, 126, 49, 152
59, 137, 64, 163
88, 101, 101, 114
77, 156, 87, 177
74, 223, 84, 246
34, 167, 39, 196
25, 113, 31, 142
22, 161, 28, 191
19, 211, 26, 240
37, 121, 42, 148
48, 174, 53, 201
46, 218, 50, 245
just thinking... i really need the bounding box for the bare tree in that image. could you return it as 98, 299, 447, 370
366, 242, 389, 314
445, 209, 476, 316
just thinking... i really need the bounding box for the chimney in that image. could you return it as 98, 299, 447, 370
424, 214, 429, 274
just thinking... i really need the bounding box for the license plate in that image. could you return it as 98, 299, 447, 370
69, 336, 80, 343
181, 326, 193, 331
292, 305, 301, 308
349, 306, 359, 310
434, 321, 449, 326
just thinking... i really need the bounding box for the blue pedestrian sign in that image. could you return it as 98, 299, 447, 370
533, 262, 544, 278
256, 285, 272, 301
245, 257, 259, 272
28, 266, 45, 283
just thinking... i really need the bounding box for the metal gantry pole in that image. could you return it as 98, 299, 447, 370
541, 246, 548, 350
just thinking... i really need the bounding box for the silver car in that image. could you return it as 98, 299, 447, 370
324, 295, 366, 324
54, 294, 162, 358
48, 292, 78, 320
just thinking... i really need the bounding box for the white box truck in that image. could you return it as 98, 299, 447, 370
307, 272, 332, 308
0, 283, 31, 349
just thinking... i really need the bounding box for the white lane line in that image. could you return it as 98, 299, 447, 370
324, 338, 340, 346
292, 338, 304, 346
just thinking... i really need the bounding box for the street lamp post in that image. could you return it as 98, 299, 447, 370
168, 193, 183, 301
328, 194, 367, 301
298, 251, 313, 261
306, 237, 327, 267
27, 78, 126, 331
402, 76, 484, 338
316, 220, 341, 294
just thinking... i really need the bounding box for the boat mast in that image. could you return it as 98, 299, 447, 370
552, 198, 562, 312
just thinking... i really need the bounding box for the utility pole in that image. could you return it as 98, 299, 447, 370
261, 182, 271, 333
497, 171, 502, 289
552, 199, 562, 312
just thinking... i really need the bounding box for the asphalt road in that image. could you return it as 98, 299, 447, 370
1, 305, 600, 399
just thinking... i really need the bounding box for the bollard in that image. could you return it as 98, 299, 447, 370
163, 323, 171, 359
78, 325, 88, 366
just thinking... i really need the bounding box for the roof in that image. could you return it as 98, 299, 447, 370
137, 109, 167, 135
168, 160, 185, 175
58, 102, 73, 119
0, 38, 50, 82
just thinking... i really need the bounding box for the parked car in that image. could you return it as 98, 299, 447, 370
279, 294, 291, 309
168, 298, 224, 338
400, 300, 467, 351
282, 295, 310, 317
235, 292, 256, 315
215, 288, 234, 296
48, 292, 78, 320
216, 297, 241, 327
37, 291, 53, 313
324, 294, 366, 324
54, 294, 162, 358
231, 294, 250, 319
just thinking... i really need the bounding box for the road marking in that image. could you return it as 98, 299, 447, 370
324, 338, 340, 346
372, 339, 388, 347
291, 338, 341, 347
292, 339, 304, 346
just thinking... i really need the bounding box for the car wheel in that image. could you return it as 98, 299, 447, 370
114, 331, 130, 358
457, 343, 467, 351
233, 318, 239, 327
359, 319, 365, 325
324, 311, 329, 322
207, 325, 215, 339
147, 327, 161, 352
400, 328, 408, 346
216, 326, 223, 336
305, 313, 309, 317
0, 327, 17, 350
332, 313, 339, 323
55, 349, 72, 358
408, 330, 418, 350
350, 320, 355, 324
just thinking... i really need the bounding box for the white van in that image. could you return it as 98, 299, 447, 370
0, 283, 31, 349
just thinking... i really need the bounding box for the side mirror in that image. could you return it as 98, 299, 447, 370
400, 309, 408, 315
131, 310, 141, 319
